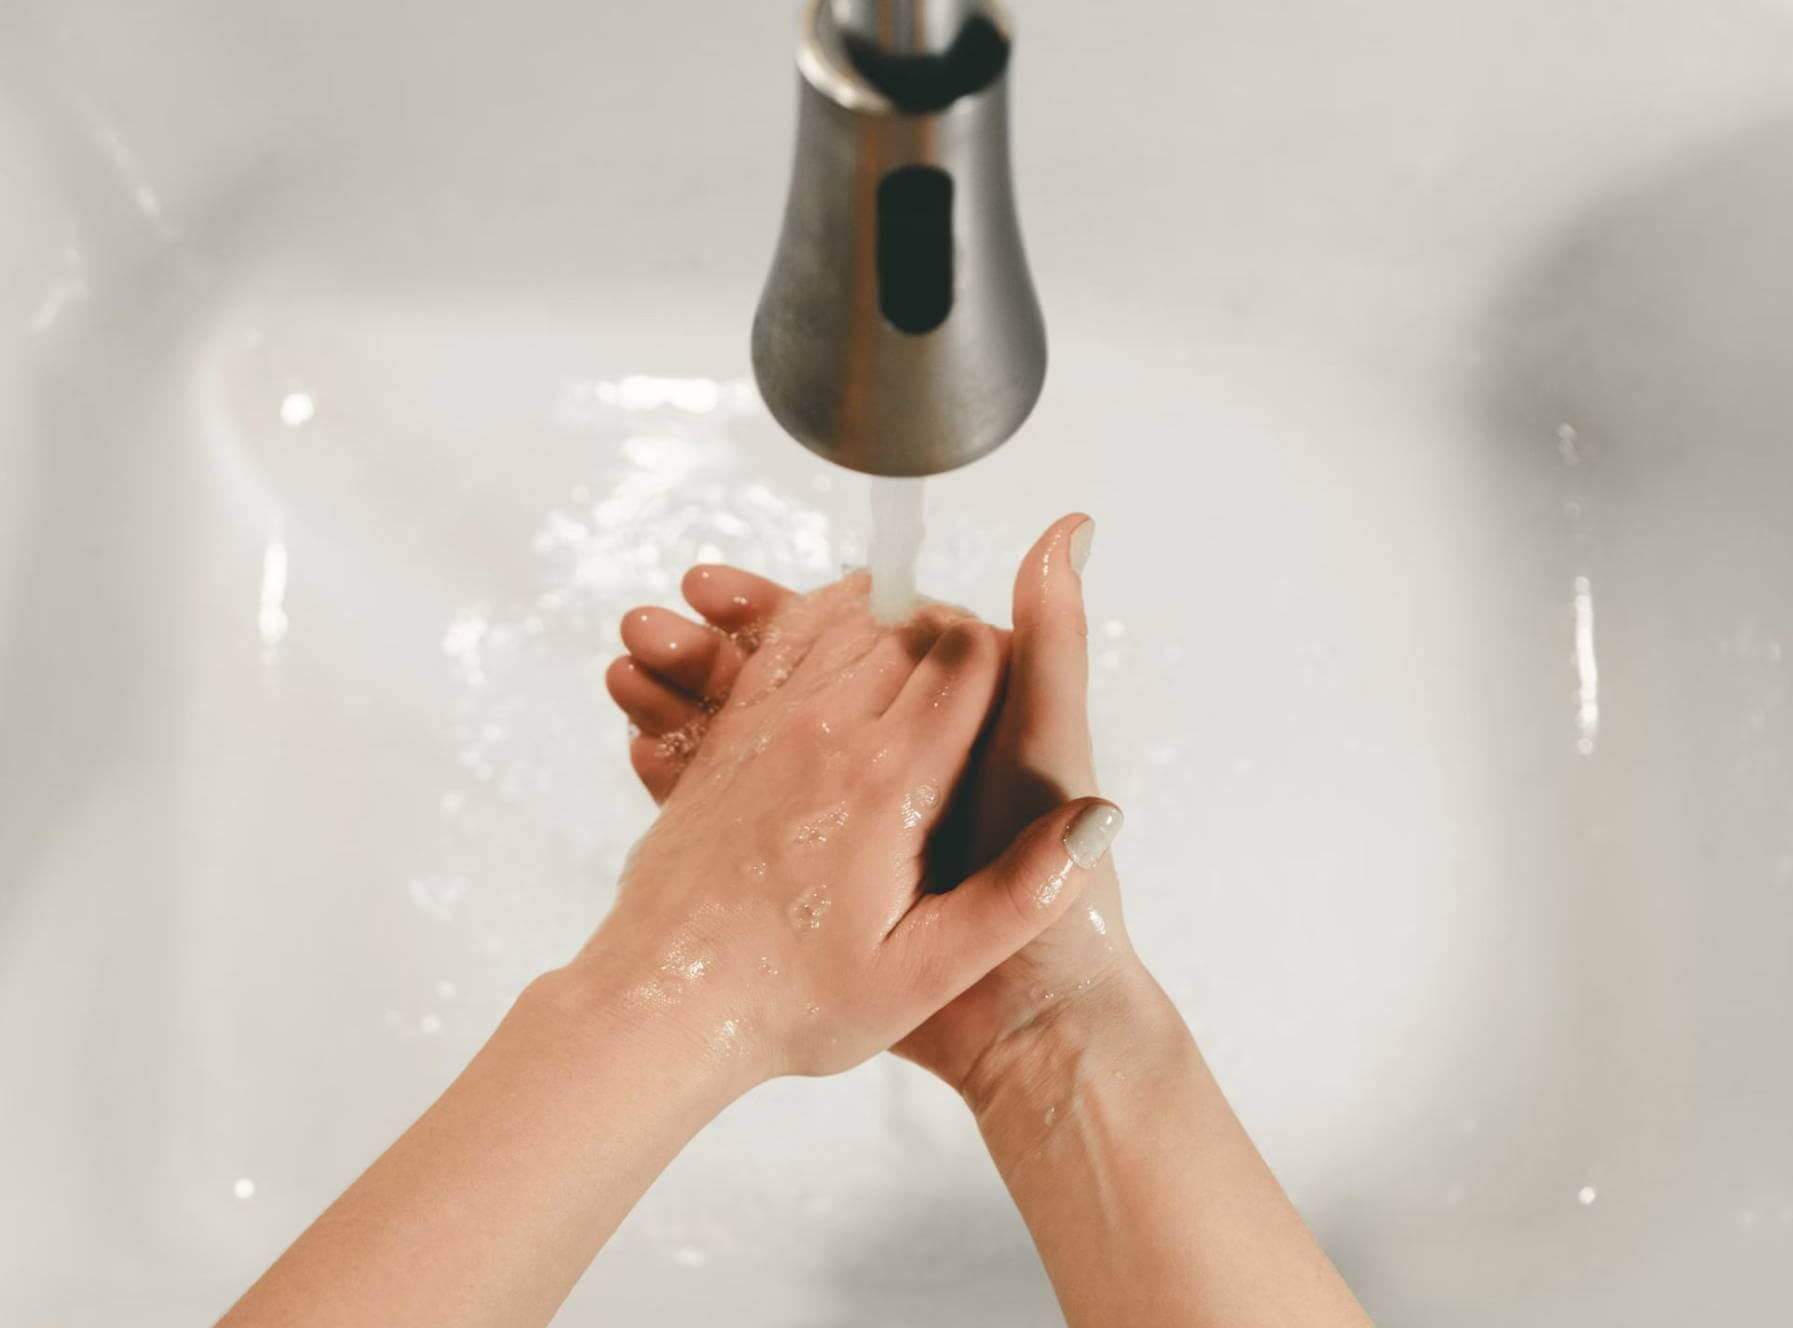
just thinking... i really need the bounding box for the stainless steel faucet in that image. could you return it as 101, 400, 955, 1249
830, 0, 983, 54
752, 0, 1047, 477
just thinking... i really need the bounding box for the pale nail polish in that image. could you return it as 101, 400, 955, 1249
1069, 520, 1094, 575
1063, 801, 1124, 869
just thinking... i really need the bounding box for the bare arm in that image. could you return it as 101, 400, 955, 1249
965, 962, 1373, 1328
218, 966, 738, 1328
218, 577, 1117, 1328
605, 516, 1375, 1327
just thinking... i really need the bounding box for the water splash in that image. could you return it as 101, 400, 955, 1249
419, 377, 839, 986
414, 374, 1010, 989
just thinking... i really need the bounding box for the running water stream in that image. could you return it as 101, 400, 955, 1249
866, 478, 926, 622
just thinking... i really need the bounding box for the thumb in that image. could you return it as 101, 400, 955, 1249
890, 797, 1124, 1011
1004, 514, 1098, 789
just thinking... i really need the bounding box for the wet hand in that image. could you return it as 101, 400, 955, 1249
581, 572, 1120, 1088
605, 517, 1143, 1102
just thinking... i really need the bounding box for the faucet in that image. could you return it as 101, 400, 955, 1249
831, 0, 983, 54
752, 0, 1047, 478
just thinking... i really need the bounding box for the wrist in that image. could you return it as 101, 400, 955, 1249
963, 960, 1196, 1162
520, 954, 765, 1120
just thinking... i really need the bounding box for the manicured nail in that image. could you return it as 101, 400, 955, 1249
1069, 519, 1094, 575
1064, 801, 1124, 869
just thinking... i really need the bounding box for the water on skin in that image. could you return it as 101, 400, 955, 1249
1031, 857, 1077, 910
900, 782, 940, 830
868, 477, 926, 623
793, 806, 850, 846
788, 886, 832, 932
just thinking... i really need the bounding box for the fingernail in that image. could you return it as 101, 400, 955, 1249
1063, 801, 1124, 869
1069, 519, 1095, 575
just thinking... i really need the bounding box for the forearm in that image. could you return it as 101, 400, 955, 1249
219, 963, 742, 1328
967, 964, 1371, 1328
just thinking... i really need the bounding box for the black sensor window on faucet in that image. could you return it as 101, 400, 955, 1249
876, 166, 955, 335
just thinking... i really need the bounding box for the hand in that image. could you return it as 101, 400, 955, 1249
605, 515, 1143, 1103
587, 569, 1122, 1089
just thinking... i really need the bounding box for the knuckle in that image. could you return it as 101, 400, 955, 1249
893, 927, 952, 1001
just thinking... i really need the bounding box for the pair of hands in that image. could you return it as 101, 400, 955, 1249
220, 509, 1377, 1328
586, 513, 1136, 1100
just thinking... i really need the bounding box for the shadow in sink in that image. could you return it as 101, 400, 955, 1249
808, 1185, 1063, 1328
0, 54, 311, 909
1460, 116, 1793, 1323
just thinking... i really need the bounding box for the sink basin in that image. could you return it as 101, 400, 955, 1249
4, 1, 1792, 1322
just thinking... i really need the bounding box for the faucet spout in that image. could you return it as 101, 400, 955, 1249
828, 0, 980, 56
751, 0, 1047, 478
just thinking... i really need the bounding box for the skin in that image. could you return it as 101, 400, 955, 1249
610, 514, 1374, 1327
219, 574, 1118, 1328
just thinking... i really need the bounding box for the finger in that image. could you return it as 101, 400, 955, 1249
629, 733, 694, 805
886, 798, 1124, 1005
829, 605, 961, 717
618, 606, 747, 702
878, 618, 1005, 745
681, 565, 796, 641
604, 656, 706, 736
724, 570, 870, 710
1003, 513, 1098, 787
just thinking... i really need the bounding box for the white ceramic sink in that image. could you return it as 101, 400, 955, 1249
4, 1, 1793, 1323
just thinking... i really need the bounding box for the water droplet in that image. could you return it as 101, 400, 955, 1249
1572, 575, 1599, 755
279, 391, 315, 428
794, 806, 850, 846
257, 537, 290, 657
408, 875, 469, 922
1556, 422, 1581, 465
788, 888, 832, 932
900, 782, 940, 829
657, 718, 708, 761
1032, 861, 1074, 909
